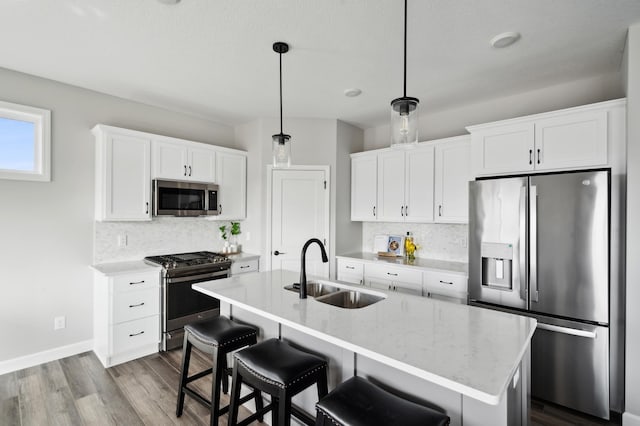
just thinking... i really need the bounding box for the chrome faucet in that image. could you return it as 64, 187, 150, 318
298, 238, 328, 299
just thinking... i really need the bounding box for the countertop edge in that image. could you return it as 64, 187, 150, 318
336, 253, 468, 274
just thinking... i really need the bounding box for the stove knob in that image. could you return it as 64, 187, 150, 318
172, 261, 178, 268
163, 262, 171, 269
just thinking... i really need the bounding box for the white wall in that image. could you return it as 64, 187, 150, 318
364, 72, 624, 149
624, 23, 640, 426
0, 67, 234, 363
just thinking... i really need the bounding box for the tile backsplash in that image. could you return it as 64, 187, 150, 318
94, 217, 226, 263
362, 222, 468, 262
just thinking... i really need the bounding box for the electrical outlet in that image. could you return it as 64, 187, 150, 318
245, 231, 251, 241
460, 237, 467, 248
54, 316, 66, 330
117, 234, 128, 248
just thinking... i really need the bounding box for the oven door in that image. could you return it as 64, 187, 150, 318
162, 269, 228, 350
153, 179, 207, 217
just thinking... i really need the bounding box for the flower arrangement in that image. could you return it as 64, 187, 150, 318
219, 222, 241, 253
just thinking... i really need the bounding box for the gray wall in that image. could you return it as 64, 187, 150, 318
625, 23, 640, 426
0, 67, 234, 362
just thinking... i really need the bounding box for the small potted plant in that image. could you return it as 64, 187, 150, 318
219, 222, 241, 253
219, 224, 230, 253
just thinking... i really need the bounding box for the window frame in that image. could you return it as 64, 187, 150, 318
0, 100, 51, 182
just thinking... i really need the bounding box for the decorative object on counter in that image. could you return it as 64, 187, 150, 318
390, 0, 419, 148
386, 235, 405, 257
405, 231, 418, 261
374, 234, 389, 253
219, 222, 242, 253
272, 41, 292, 168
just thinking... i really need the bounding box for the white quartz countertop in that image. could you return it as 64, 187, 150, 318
91, 260, 161, 276
194, 270, 535, 405
337, 252, 468, 274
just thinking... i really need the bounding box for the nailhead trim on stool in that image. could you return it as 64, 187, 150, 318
315, 376, 450, 426
175, 316, 262, 426
228, 338, 329, 426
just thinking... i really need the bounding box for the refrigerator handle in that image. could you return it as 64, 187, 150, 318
530, 184, 539, 302
519, 186, 527, 301
537, 323, 597, 339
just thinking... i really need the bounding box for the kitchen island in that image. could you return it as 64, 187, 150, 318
194, 270, 536, 426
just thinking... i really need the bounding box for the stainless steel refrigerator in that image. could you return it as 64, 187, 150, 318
468, 169, 611, 419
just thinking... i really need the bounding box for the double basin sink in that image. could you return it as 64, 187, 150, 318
284, 281, 385, 309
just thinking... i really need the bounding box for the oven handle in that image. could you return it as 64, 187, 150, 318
166, 269, 230, 284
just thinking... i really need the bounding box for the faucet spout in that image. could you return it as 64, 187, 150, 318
299, 238, 328, 299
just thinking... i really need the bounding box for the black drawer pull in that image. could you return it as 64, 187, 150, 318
240, 265, 250, 269
439, 280, 454, 285
129, 280, 145, 286
387, 272, 398, 276
129, 331, 145, 337
129, 302, 145, 308
346, 266, 355, 270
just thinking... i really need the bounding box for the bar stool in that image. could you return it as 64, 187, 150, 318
175, 316, 263, 426
315, 376, 450, 426
228, 338, 329, 426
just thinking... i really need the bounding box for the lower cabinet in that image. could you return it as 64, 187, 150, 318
336, 258, 364, 285
93, 268, 161, 368
364, 263, 423, 296
231, 257, 259, 275
423, 270, 468, 302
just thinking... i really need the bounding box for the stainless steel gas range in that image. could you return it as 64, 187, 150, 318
144, 251, 232, 350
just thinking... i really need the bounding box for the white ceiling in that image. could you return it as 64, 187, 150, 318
1, 0, 640, 129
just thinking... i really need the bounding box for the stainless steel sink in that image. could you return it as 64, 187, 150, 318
314, 290, 385, 309
284, 282, 341, 298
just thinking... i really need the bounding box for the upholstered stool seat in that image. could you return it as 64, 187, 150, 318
315, 376, 450, 426
229, 338, 329, 426
175, 316, 262, 426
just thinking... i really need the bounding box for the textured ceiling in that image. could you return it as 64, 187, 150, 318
1, 0, 639, 129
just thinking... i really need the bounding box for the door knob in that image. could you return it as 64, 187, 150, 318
273, 250, 286, 256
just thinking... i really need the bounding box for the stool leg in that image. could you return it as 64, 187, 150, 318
254, 389, 264, 422
278, 391, 291, 426
176, 333, 192, 417
221, 355, 229, 395
228, 361, 243, 426
210, 346, 224, 426
316, 369, 328, 400
271, 397, 279, 426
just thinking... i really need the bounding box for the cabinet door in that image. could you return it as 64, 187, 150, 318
152, 140, 189, 180
404, 146, 435, 223
188, 145, 217, 182
366, 278, 393, 291
216, 152, 247, 220
377, 150, 406, 222
534, 110, 607, 171
105, 133, 151, 221
351, 154, 378, 221
393, 281, 423, 296
434, 138, 470, 223
337, 259, 364, 284
470, 122, 534, 175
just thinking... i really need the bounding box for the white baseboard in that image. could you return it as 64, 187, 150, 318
624, 412, 640, 426
0, 340, 93, 375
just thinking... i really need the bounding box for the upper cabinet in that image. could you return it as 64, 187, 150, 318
434, 136, 470, 223
467, 99, 625, 177
93, 125, 152, 221
216, 151, 247, 220
152, 138, 217, 182
94, 124, 247, 222
351, 153, 378, 221
351, 137, 467, 224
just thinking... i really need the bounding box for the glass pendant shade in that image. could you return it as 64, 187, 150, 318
272, 134, 291, 168
390, 97, 419, 147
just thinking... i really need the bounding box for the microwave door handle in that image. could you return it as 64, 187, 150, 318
519, 185, 527, 301
530, 184, 539, 302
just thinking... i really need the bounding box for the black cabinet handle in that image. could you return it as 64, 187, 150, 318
405, 205, 408, 216
529, 149, 533, 165
439, 205, 443, 216
184, 165, 187, 176
129, 302, 145, 308
537, 149, 541, 164
373, 206, 376, 217
401, 205, 404, 216
387, 272, 398, 276
145, 202, 149, 215
129, 280, 145, 286
439, 280, 454, 285
188, 166, 192, 176
129, 331, 145, 337
240, 265, 250, 269
346, 266, 355, 270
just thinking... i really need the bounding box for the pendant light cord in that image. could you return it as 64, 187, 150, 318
279, 49, 283, 135
403, 0, 407, 98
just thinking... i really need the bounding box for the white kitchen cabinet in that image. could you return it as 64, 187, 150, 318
350, 152, 378, 221
364, 263, 423, 296
377, 146, 435, 223
336, 258, 364, 285
231, 258, 259, 275
216, 151, 247, 220
93, 125, 152, 221
93, 267, 161, 368
434, 136, 470, 223
468, 99, 624, 176
423, 270, 467, 303
152, 139, 217, 182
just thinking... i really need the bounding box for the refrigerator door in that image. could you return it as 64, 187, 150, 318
469, 177, 528, 310
529, 170, 609, 324
532, 315, 610, 419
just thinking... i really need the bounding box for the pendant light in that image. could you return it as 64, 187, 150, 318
272, 42, 291, 168
390, 0, 419, 147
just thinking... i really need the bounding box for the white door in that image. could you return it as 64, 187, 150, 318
271, 169, 329, 279
404, 146, 435, 223
377, 150, 406, 222
216, 152, 247, 220
151, 139, 188, 180
470, 122, 535, 175
434, 138, 470, 223
188, 145, 217, 182
350, 154, 378, 221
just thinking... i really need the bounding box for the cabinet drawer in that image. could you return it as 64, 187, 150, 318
337, 259, 364, 276
112, 271, 159, 293
112, 315, 159, 354
338, 272, 363, 286
231, 259, 259, 275
112, 287, 160, 324
365, 263, 422, 285
423, 271, 467, 297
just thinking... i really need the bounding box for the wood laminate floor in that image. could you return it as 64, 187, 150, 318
0, 349, 623, 426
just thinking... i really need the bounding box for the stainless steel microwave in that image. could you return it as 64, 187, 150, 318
153, 179, 219, 217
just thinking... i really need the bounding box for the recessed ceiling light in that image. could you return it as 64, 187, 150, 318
157, 0, 181, 4
344, 88, 362, 98
490, 32, 521, 48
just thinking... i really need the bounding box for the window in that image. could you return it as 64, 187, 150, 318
0, 100, 51, 181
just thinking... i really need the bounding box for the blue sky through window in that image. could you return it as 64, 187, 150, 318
0, 117, 35, 171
